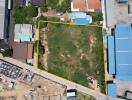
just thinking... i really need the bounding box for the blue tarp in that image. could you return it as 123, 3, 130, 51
108, 83, 117, 98
108, 36, 116, 75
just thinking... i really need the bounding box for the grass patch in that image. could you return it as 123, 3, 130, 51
77, 92, 96, 100
39, 23, 105, 93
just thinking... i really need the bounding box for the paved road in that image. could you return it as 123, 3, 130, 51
0, 55, 118, 100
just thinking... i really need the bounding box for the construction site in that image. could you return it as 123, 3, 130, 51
0, 60, 66, 100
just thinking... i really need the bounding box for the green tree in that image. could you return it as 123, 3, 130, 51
34, 40, 45, 55
41, 5, 48, 12
47, 0, 58, 9
57, 1, 70, 12
36, 16, 48, 29
47, 17, 60, 22
14, 6, 38, 24
38, 41, 45, 55
97, 12, 103, 21
34, 40, 38, 52
2, 49, 13, 57
46, 0, 70, 12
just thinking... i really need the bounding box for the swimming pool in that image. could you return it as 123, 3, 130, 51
73, 18, 90, 25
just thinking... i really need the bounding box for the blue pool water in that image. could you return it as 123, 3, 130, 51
74, 18, 90, 25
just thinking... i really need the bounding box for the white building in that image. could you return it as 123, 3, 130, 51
14, 24, 33, 42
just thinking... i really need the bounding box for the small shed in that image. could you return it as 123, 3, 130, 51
107, 83, 117, 98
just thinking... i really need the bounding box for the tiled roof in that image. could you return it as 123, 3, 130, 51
72, 0, 101, 11
88, 0, 101, 10
14, 24, 33, 42
72, 0, 85, 11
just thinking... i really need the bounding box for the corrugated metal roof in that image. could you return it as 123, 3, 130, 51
108, 36, 116, 75
105, 0, 116, 28
119, 0, 128, 3
113, 24, 132, 81
116, 75, 132, 81
107, 83, 117, 98
108, 24, 132, 81
0, 0, 6, 39
14, 24, 33, 42
13, 42, 33, 62
13, 42, 28, 63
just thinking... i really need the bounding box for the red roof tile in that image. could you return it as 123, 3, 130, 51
88, 0, 101, 10
72, 0, 101, 11
72, 0, 85, 11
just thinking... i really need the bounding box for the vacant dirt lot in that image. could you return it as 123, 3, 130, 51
39, 23, 105, 92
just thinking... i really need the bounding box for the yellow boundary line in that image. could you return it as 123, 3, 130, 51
102, 29, 108, 95
35, 21, 107, 96
39, 20, 102, 27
